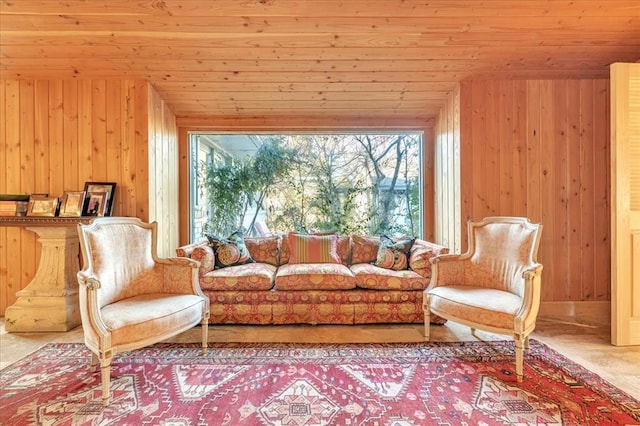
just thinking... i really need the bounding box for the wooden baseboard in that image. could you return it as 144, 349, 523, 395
538, 301, 610, 321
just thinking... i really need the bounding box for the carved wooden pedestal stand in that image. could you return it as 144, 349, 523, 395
2, 218, 92, 332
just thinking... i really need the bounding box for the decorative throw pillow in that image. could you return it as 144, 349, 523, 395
287, 232, 341, 264
244, 235, 279, 266
206, 231, 254, 268
375, 235, 415, 271
351, 235, 380, 264
312, 231, 351, 264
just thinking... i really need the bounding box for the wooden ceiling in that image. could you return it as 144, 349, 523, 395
1, 1, 639, 123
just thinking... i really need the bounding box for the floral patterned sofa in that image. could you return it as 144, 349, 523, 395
176, 233, 448, 325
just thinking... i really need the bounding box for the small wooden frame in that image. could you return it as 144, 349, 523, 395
83, 182, 116, 216
58, 191, 86, 217
82, 192, 107, 217
27, 196, 59, 217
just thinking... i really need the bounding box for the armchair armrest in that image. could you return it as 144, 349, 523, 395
428, 254, 466, 289
158, 257, 206, 297
77, 271, 102, 290
515, 263, 544, 329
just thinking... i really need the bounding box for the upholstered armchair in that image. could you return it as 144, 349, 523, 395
77, 217, 210, 405
423, 216, 543, 382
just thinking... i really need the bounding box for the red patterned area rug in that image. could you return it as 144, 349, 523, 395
1, 340, 638, 426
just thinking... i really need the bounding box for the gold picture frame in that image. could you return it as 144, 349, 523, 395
58, 191, 86, 217
27, 196, 59, 217
82, 192, 107, 217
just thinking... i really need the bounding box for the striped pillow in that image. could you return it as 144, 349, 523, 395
287, 232, 341, 264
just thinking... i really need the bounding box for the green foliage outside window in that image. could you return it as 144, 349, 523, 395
198, 133, 422, 238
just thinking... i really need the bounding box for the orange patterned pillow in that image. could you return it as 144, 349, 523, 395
245, 236, 279, 266
287, 232, 341, 264
351, 235, 380, 264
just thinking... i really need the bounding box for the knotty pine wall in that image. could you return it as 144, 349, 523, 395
435, 79, 610, 302
0, 79, 179, 315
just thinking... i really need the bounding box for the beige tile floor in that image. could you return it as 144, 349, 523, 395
1, 315, 639, 400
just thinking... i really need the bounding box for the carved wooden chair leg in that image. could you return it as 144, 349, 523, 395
201, 319, 209, 355
423, 300, 431, 341
100, 353, 113, 406
90, 352, 98, 370
515, 335, 525, 382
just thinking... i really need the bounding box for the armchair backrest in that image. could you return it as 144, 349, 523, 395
78, 217, 164, 307
466, 217, 542, 296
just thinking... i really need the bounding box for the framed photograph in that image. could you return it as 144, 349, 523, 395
58, 191, 86, 217
27, 196, 59, 217
83, 182, 116, 216
82, 192, 107, 217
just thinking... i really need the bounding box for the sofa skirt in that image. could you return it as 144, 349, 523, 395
204, 289, 425, 325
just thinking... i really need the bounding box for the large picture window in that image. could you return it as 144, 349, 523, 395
188, 133, 423, 241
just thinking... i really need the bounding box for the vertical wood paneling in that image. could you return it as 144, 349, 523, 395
459, 78, 610, 302
580, 80, 596, 301
91, 81, 107, 181
539, 81, 556, 300
63, 81, 79, 190
553, 81, 570, 301
514, 81, 528, 214
3, 81, 21, 303
121, 80, 136, 217
78, 81, 93, 183
106, 80, 122, 215
594, 80, 611, 300
19, 81, 37, 284
49, 81, 64, 196
0, 82, 7, 311
567, 80, 582, 301
434, 85, 461, 253
423, 126, 435, 242
147, 84, 179, 257
0, 78, 172, 315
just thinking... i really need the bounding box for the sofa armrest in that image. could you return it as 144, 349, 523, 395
409, 239, 449, 279
175, 239, 209, 258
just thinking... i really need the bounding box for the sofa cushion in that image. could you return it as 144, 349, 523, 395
191, 245, 216, 275
207, 231, 254, 268
200, 263, 276, 291
375, 235, 415, 270
351, 263, 427, 290
287, 232, 341, 264
409, 239, 449, 279
275, 263, 356, 290
351, 235, 379, 264
245, 235, 279, 266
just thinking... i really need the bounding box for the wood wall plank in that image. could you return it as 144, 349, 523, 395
0, 82, 7, 311
455, 78, 610, 302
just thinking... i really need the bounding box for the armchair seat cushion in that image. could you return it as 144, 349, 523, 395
200, 263, 277, 291
427, 286, 521, 330
351, 263, 426, 290
101, 293, 205, 346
